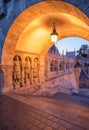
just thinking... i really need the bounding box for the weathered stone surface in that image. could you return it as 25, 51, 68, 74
0, 0, 89, 95
0, 0, 89, 61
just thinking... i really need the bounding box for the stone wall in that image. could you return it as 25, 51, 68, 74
76, 56, 89, 88
0, 0, 42, 61
0, 0, 89, 62
43, 72, 78, 96
1, 52, 40, 93
61, 0, 89, 17
0, 52, 79, 96
0, 0, 86, 95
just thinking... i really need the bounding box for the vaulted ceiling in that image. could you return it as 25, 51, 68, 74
2, 1, 89, 64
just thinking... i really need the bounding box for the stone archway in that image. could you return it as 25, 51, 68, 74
1, 1, 89, 93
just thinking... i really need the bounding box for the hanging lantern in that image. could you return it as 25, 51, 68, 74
50, 22, 58, 44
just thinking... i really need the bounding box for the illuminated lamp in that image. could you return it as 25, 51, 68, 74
50, 22, 58, 44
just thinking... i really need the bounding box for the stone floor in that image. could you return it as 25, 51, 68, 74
0, 92, 89, 130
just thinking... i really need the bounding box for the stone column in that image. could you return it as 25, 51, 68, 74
64, 57, 66, 73
74, 67, 81, 89
57, 56, 60, 74
45, 55, 48, 78
1, 65, 13, 93
0, 66, 4, 94
39, 55, 46, 87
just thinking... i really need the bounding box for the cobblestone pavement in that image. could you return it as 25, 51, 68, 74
0, 93, 89, 130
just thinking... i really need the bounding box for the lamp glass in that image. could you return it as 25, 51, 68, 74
51, 35, 58, 43
50, 22, 58, 44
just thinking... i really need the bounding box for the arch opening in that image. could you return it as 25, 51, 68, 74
1, 1, 89, 94
2, 1, 89, 65
56, 37, 89, 55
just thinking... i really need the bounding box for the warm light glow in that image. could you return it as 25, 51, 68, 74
51, 23, 58, 44
51, 35, 58, 44
15, 13, 89, 54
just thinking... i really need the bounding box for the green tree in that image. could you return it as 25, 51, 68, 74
77, 44, 89, 57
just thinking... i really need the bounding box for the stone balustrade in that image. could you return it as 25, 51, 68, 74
46, 53, 74, 80
0, 53, 79, 95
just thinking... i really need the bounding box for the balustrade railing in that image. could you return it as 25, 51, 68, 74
46, 54, 75, 80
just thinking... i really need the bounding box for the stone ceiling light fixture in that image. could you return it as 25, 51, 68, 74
50, 22, 58, 44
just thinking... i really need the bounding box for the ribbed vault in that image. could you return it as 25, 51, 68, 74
2, 1, 89, 64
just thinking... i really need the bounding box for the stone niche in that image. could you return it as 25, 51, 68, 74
2, 51, 80, 96
1, 45, 80, 96
10, 53, 40, 94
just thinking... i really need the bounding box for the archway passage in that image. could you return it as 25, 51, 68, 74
2, 1, 89, 65
1, 1, 89, 94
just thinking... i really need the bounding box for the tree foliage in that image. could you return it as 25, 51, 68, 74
77, 44, 89, 57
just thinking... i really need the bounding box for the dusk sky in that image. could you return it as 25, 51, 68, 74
56, 37, 89, 55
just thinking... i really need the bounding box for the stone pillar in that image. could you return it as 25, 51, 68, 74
74, 67, 81, 88
21, 60, 25, 87
56, 56, 59, 74
45, 55, 50, 79
39, 55, 46, 86
64, 57, 66, 73
0, 66, 4, 94
57, 57, 59, 74
2, 65, 13, 93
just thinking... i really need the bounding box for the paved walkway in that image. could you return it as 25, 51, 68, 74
0, 92, 89, 130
